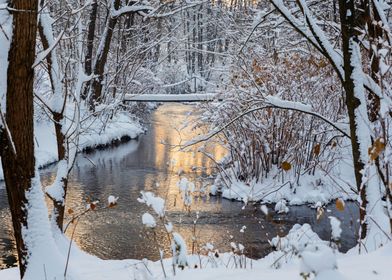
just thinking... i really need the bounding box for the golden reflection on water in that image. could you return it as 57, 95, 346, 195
151, 104, 227, 210
64, 103, 229, 258
153, 104, 226, 174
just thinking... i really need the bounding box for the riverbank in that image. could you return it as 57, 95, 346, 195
0, 111, 144, 181
0, 223, 390, 280
210, 138, 358, 207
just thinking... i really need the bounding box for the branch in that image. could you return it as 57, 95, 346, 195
183, 98, 350, 148
297, 0, 344, 81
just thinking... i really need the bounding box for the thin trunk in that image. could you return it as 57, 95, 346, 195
82, 0, 98, 100
38, 1, 68, 231
339, 0, 368, 239
90, 0, 121, 108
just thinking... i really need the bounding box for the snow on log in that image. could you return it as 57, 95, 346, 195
124, 93, 218, 102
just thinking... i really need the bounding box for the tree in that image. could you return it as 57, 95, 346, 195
0, 0, 39, 277
269, 0, 391, 248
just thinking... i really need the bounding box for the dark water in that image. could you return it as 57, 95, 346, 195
0, 103, 359, 269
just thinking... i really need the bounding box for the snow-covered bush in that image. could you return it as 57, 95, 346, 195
198, 16, 349, 205
268, 222, 345, 279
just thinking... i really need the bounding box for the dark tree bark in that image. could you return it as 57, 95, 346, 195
358, 0, 382, 122
82, 0, 99, 101
338, 0, 369, 239
90, 0, 121, 108
0, 0, 39, 277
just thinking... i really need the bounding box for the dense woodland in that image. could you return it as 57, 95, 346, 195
0, 0, 392, 279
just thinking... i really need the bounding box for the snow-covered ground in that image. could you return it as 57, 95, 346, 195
210, 147, 357, 207
0, 111, 143, 181
0, 223, 390, 280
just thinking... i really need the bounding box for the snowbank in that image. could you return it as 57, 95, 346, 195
211, 155, 357, 207
0, 111, 143, 182
0, 223, 390, 279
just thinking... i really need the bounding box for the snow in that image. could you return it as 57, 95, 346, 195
0, 111, 143, 181
275, 199, 289, 214
138, 191, 166, 217
329, 216, 342, 241
260, 204, 269, 215
0, 0, 11, 115
107, 195, 119, 207
300, 244, 338, 275
45, 159, 68, 202
172, 232, 188, 268
214, 153, 357, 206
0, 221, 391, 279
177, 177, 195, 207
165, 222, 173, 233
349, 39, 391, 249
124, 93, 217, 102
111, 5, 154, 18
265, 95, 312, 112
142, 213, 157, 228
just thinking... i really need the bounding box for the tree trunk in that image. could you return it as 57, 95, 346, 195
339, 0, 368, 239
0, 0, 39, 277
38, 1, 68, 231
82, 0, 98, 100
90, 0, 121, 108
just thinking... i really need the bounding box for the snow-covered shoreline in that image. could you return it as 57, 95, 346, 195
0, 223, 390, 280
210, 156, 357, 207
0, 111, 144, 181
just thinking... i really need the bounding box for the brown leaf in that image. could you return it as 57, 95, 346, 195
90, 203, 97, 211
67, 208, 74, 215
255, 76, 263, 85
335, 199, 345, 212
281, 161, 292, 171
368, 138, 385, 161
313, 144, 321, 156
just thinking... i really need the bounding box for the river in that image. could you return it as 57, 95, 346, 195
0, 103, 358, 268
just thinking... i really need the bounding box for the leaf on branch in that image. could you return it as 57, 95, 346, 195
281, 161, 292, 171
313, 143, 321, 156
335, 199, 345, 212
368, 138, 385, 161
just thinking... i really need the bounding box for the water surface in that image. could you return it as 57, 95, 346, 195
0, 103, 358, 268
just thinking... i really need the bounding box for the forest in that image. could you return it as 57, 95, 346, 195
0, 0, 391, 279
